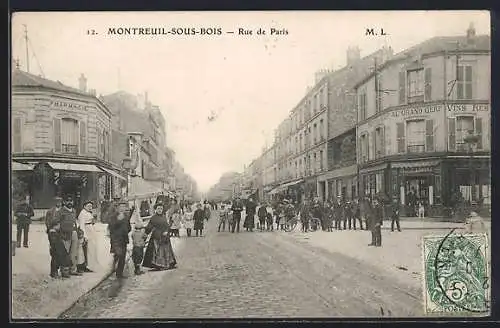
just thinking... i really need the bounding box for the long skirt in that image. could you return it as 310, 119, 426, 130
142, 237, 177, 270
244, 214, 255, 229
85, 225, 99, 269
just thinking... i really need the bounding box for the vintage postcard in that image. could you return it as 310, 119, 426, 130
10, 11, 491, 320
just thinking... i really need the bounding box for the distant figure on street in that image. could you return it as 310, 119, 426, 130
390, 199, 402, 232
368, 198, 383, 247
77, 200, 96, 273
299, 199, 310, 232
257, 203, 268, 232
244, 197, 257, 232
231, 196, 244, 233
203, 201, 211, 221
193, 203, 206, 237
14, 195, 34, 248
311, 198, 323, 231
334, 196, 343, 230
143, 202, 177, 271
182, 205, 194, 237
131, 220, 147, 275
218, 203, 229, 232
108, 200, 133, 278
45, 196, 71, 278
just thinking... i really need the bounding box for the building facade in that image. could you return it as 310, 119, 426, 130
355, 26, 490, 216
318, 46, 394, 202
12, 70, 124, 213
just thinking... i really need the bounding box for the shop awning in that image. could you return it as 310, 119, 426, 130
391, 160, 440, 169
47, 162, 103, 172
128, 176, 163, 200
12, 161, 34, 171
268, 179, 303, 195
98, 166, 127, 181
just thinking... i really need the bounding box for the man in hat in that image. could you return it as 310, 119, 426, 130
369, 197, 383, 247
59, 196, 82, 276
14, 195, 34, 248
45, 196, 71, 278
131, 219, 147, 275
230, 196, 244, 233
390, 198, 402, 232
108, 199, 133, 278
334, 196, 343, 230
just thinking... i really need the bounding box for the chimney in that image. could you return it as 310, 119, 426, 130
346, 46, 361, 66
145, 91, 149, 108
78, 74, 87, 92
89, 89, 96, 96
466, 22, 476, 44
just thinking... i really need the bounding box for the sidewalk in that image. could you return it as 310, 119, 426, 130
282, 220, 491, 291
11, 223, 119, 319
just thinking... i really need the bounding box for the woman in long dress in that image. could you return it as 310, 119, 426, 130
142, 203, 177, 270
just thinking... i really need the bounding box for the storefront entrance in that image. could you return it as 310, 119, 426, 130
402, 175, 430, 216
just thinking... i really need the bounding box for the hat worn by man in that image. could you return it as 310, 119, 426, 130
154, 202, 164, 209
82, 200, 93, 207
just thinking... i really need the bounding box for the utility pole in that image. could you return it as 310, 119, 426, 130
23, 24, 30, 73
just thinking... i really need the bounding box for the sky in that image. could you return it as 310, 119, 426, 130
11, 11, 490, 192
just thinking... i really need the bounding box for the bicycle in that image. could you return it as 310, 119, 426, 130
284, 215, 299, 232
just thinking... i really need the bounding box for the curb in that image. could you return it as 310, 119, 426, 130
56, 246, 133, 319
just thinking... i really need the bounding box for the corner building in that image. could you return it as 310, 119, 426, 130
354, 26, 490, 217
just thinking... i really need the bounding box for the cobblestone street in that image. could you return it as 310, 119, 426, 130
64, 212, 423, 319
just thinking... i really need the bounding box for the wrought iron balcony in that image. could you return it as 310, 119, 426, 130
407, 144, 425, 153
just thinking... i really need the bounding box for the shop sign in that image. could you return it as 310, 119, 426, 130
391, 104, 444, 118
61, 170, 84, 178
402, 166, 434, 174
446, 103, 489, 113
51, 100, 87, 110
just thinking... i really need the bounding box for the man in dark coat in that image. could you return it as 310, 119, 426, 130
311, 198, 324, 231
257, 203, 268, 232
245, 197, 257, 232
108, 200, 133, 278
58, 196, 82, 276
390, 199, 402, 232
45, 196, 71, 278
230, 196, 244, 233
353, 198, 363, 230
334, 197, 343, 230
368, 198, 384, 247
14, 196, 34, 248
299, 199, 310, 232
344, 200, 354, 230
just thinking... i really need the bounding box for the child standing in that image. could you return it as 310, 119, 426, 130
218, 204, 229, 232
132, 220, 147, 275
182, 206, 194, 237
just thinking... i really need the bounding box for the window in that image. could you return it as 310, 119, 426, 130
406, 120, 426, 153
313, 124, 317, 144
374, 127, 385, 158
360, 134, 369, 162
407, 69, 424, 103
358, 91, 367, 121
457, 65, 473, 100
61, 118, 79, 154
313, 153, 317, 174
320, 150, 324, 171
456, 116, 474, 151
319, 119, 324, 140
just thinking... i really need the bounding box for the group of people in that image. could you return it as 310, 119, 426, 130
213, 194, 402, 248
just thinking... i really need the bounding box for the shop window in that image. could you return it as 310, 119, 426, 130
406, 120, 426, 153
457, 65, 473, 100
60, 118, 79, 154
455, 116, 474, 151
358, 91, 367, 121
374, 127, 385, 159
407, 69, 424, 104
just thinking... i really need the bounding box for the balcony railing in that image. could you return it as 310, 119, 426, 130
407, 144, 425, 153
62, 144, 79, 154
407, 94, 424, 104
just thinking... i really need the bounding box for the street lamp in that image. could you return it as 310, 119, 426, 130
121, 157, 132, 199
464, 132, 479, 214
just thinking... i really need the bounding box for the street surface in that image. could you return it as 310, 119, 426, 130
63, 211, 424, 319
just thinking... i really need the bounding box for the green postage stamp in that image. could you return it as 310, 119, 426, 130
422, 231, 490, 315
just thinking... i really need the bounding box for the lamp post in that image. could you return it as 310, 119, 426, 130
464, 132, 479, 215
122, 157, 132, 199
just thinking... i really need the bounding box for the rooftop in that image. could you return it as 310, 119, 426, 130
12, 69, 89, 97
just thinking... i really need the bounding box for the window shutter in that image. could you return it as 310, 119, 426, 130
125, 137, 130, 157
371, 130, 376, 160
12, 117, 22, 153
424, 67, 432, 101
53, 118, 61, 152
475, 117, 483, 150
79, 121, 87, 155
398, 71, 406, 105
425, 119, 434, 152
396, 122, 405, 153
465, 66, 473, 99
380, 127, 386, 156
448, 118, 456, 151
